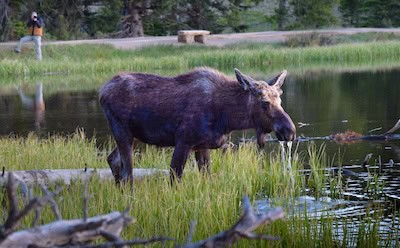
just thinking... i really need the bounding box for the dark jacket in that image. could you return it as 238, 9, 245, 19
27, 17, 44, 36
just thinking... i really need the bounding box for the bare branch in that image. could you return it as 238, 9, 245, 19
186, 221, 197, 245
2, 173, 19, 234
73, 236, 175, 248
83, 178, 91, 222
41, 186, 62, 220
98, 230, 123, 242
185, 196, 284, 248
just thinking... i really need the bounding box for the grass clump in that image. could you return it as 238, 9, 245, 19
2, 40, 400, 80
0, 132, 395, 247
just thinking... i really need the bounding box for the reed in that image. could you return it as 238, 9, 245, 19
0, 132, 391, 247
1, 41, 400, 79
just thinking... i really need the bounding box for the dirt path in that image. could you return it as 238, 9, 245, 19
1, 28, 400, 50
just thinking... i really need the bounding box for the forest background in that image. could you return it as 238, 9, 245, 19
1, 0, 400, 42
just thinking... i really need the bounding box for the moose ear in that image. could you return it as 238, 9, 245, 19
235, 68, 251, 90
234, 68, 262, 96
268, 70, 287, 88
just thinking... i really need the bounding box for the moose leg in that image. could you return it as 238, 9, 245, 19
105, 121, 134, 185
107, 139, 138, 183
107, 147, 121, 181
195, 149, 211, 175
170, 143, 191, 182
119, 143, 133, 186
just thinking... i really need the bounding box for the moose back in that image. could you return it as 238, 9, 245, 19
99, 67, 296, 184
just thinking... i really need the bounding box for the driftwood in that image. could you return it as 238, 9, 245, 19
0, 173, 285, 248
184, 196, 284, 248
237, 119, 400, 145
0, 168, 169, 187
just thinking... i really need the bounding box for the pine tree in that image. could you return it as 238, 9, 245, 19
340, 0, 362, 26
291, 0, 338, 29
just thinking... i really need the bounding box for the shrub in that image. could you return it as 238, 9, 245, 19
285, 32, 337, 47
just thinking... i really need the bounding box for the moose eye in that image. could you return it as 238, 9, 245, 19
261, 101, 270, 110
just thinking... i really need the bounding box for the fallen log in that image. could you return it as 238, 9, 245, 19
0, 211, 133, 248
0, 168, 169, 187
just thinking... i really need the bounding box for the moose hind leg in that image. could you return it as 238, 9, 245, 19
195, 149, 210, 175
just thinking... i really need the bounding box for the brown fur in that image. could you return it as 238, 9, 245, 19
99, 67, 295, 184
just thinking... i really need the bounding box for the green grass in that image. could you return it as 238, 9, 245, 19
0, 132, 396, 247
1, 41, 400, 80
1, 39, 399, 246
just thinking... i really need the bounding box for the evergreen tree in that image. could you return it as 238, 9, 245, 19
360, 0, 400, 27
291, 0, 338, 29
340, 0, 362, 26
275, 0, 288, 30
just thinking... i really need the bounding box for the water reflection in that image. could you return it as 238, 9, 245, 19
256, 160, 400, 246
17, 83, 45, 131
0, 68, 399, 162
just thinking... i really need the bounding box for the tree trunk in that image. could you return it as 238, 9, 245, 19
118, 0, 146, 37
127, 3, 144, 36
277, 0, 287, 30
0, 0, 10, 41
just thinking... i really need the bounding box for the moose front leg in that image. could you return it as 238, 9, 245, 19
170, 143, 191, 183
195, 149, 210, 175
107, 147, 121, 182
256, 129, 266, 148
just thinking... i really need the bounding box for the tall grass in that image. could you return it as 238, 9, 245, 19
0, 132, 393, 247
1, 41, 400, 79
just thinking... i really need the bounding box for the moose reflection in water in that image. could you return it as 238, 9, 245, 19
17, 83, 45, 131
99, 67, 296, 185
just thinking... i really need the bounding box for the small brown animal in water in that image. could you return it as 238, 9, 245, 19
99, 67, 296, 185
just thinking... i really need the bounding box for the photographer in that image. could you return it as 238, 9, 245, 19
15, 12, 44, 61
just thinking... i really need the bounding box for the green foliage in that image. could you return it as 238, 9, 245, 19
340, 0, 400, 27
360, 0, 400, 27
9, 19, 26, 39
84, 0, 123, 37
285, 32, 400, 47
285, 32, 337, 47
290, 0, 339, 29
3, 0, 400, 42
340, 0, 362, 26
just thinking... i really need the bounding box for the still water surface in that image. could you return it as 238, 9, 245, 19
1, 67, 399, 164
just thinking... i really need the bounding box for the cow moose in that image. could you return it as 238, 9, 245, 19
99, 67, 296, 185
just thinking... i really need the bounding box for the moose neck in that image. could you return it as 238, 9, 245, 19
219, 85, 256, 132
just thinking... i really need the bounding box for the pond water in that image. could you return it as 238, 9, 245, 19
1, 67, 399, 164
1, 67, 400, 244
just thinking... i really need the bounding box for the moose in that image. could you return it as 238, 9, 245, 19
99, 67, 296, 185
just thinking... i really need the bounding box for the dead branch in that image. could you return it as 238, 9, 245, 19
385, 119, 400, 135
41, 185, 63, 220
184, 196, 284, 248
